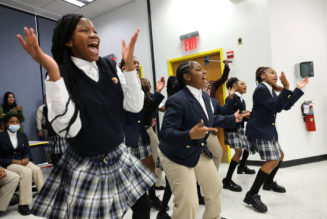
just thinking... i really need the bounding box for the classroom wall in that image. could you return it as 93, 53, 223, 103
268, 0, 327, 160
92, 0, 154, 83
0, 5, 56, 140
92, 0, 327, 161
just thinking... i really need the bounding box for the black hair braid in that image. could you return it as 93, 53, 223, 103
255, 67, 270, 84
50, 14, 83, 137
166, 76, 179, 97
226, 77, 239, 89
176, 61, 195, 92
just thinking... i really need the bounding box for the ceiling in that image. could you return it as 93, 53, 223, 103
0, 0, 134, 20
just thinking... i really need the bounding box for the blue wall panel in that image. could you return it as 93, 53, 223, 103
0, 6, 55, 140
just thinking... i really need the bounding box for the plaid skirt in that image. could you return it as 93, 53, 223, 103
127, 136, 152, 160
248, 138, 282, 161
46, 135, 69, 155
32, 143, 156, 219
224, 127, 250, 151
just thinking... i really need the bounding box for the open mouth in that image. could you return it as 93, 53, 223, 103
88, 41, 99, 55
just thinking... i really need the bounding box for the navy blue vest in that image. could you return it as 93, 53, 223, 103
65, 58, 125, 155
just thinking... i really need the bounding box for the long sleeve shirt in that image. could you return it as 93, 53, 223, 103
46, 57, 144, 138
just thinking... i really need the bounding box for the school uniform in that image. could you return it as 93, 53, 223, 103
124, 110, 153, 160
143, 92, 165, 186
42, 105, 69, 166
0, 168, 19, 211
224, 92, 250, 151
0, 130, 44, 205
159, 86, 235, 219
31, 57, 156, 219
206, 97, 234, 170
246, 82, 304, 160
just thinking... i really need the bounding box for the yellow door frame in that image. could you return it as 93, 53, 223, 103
167, 48, 231, 163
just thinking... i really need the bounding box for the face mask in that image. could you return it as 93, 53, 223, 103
8, 124, 20, 133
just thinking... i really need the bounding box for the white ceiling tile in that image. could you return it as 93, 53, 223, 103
0, 0, 134, 20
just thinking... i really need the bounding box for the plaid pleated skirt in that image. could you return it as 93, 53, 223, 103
127, 136, 152, 160
32, 143, 156, 219
248, 138, 282, 161
47, 135, 69, 155
224, 127, 250, 151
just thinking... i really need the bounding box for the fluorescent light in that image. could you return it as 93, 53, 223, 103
63, 0, 95, 7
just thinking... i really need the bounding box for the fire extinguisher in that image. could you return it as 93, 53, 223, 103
301, 101, 316, 131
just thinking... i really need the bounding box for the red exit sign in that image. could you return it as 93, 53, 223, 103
184, 37, 197, 51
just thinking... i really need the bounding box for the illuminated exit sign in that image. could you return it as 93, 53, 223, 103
180, 31, 199, 52
184, 37, 197, 51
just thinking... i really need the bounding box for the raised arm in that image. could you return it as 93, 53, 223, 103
17, 27, 81, 137
119, 29, 144, 112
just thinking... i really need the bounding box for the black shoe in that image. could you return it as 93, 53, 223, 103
237, 165, 256, 174
18, 205, 31, 216
198, 194, 205, 205
263, 181, 286, 193
9, 194, 19, 206
222, 178, 242, 192
150, 196, 167, 211
155, 186, 165, 190
156, 211, 171, 219
243, 192, 267, 213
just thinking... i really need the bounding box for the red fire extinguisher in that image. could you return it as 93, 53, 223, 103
301, 101, 316, 131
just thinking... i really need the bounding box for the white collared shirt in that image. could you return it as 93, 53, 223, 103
7, 130, 18, 149
261, 82, 273, 96
45, 56, 144, 138
71, 57, 99, 81
234, 91, 244, 102
186, 85, 208, 119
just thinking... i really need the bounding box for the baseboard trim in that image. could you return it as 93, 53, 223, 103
247, 154, 327, 168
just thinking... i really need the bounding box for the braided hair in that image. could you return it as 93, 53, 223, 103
175, 61, 195, 92
50, 14, 84, 136
166, 76, 179, 97
255, 67, 270, 84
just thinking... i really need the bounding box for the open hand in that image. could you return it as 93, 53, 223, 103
122, 29, 140, 71
296, 77, 309, 89
234, 110, 244, 123
17, 27, 60, 81
279, 72, 289, 90
189, 120, 218, 140
156, 77, 165, 93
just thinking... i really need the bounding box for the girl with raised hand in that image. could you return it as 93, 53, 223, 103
17, 14, 156, 219
222, 77, 255, 193
244, 67, 309, 213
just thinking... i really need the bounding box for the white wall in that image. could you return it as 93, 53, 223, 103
268, 0, 327, 160
150, 0, 273, 161
91, 0, 327, 161
92, 0, 154, 83
150, 0, 273, 107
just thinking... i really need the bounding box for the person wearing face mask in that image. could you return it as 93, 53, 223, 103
0, 92, 25, 132
0, 114, 44, 216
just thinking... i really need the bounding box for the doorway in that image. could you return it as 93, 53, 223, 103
167, 48, 231, 163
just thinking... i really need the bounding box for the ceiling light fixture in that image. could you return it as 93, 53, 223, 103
63, 0, 95, 8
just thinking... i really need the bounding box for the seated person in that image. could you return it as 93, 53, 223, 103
0, 92, 25, 132
0, 114, 44, 215
0, 166, 19, 214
